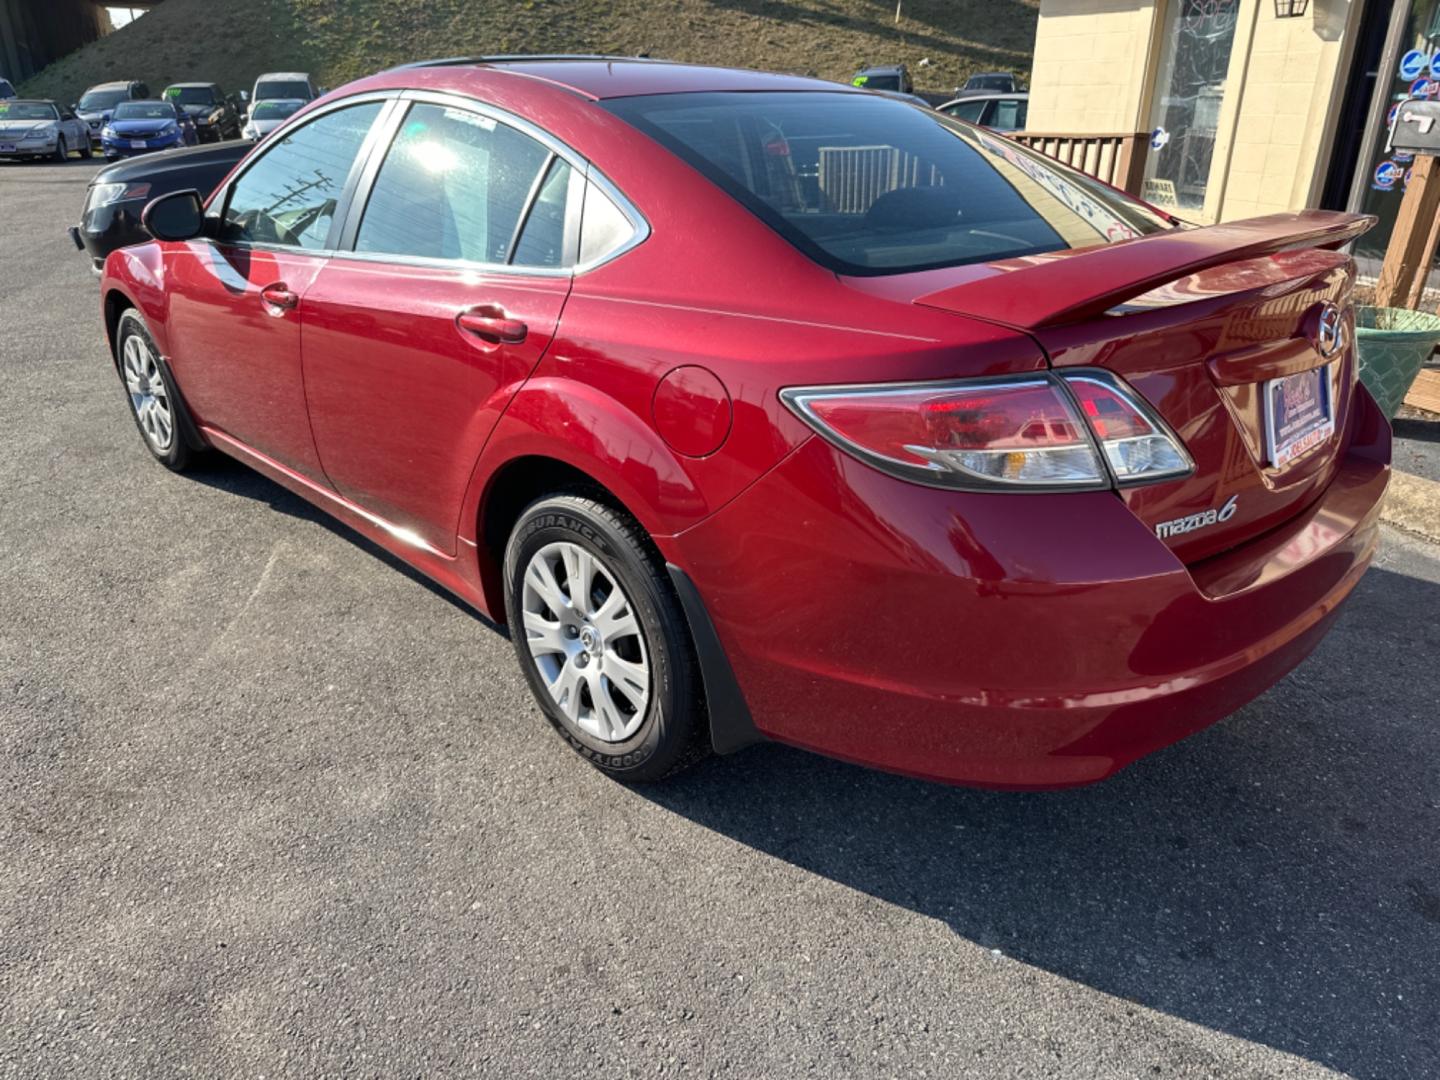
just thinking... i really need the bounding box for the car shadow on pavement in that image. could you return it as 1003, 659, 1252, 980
641, 564, 1440, 1079
184, 454, 499, 629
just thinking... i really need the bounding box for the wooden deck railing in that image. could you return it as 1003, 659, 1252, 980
1007, 132, 1150, 197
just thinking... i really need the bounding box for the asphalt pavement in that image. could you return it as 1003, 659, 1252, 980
2, 158, 1438, 1079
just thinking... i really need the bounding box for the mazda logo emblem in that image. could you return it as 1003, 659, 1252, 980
1316, 302, 1344, 358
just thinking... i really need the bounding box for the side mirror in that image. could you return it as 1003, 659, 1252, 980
142, 189, 206, 242
61, 111, 75, 121
238, 90, 249, 102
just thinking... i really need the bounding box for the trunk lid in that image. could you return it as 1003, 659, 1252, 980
907, 211, 1375, 562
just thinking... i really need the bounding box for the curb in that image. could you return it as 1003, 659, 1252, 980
1382, 468, 1440, 544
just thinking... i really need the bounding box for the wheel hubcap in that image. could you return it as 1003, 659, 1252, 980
521, 540, 651, 743
122, 333, 173, 451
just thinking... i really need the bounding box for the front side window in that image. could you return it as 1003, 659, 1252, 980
606, 91, 1170, 276
944, 99, 988, 123
354, 103, 559, 266
221, 101, 382, 249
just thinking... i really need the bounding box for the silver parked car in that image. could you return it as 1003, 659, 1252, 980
0, 99, 92, 161
241, 97, 306, 141
937, 92, 1029, 132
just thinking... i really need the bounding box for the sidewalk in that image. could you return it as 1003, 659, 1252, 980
1383, 373, 1440, 543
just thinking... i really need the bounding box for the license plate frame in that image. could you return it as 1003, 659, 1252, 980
1264, 364, 1335, 468
0, 144, 14, 153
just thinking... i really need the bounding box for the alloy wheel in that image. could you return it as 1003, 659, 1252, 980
122, 333, 174, 451
521, 540, 651, 742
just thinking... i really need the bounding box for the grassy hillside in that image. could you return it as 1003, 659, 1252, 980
19, 0, 1037, 105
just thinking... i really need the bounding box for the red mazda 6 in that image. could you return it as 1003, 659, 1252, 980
99, 57, 1389, 788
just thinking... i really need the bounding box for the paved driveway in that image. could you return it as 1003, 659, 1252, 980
2, 159, 1438, 1078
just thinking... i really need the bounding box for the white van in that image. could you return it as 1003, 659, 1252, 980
245, 72, 318, 120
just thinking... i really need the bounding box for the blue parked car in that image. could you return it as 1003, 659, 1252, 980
101, 99, 197, 158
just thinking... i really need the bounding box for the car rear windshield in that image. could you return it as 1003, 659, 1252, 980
603, 91, 1171, 276
166, 86, 215, 105
255, 81, 310, 101
252, 100, 303, 120
0, 102, 58, 121
79, 88, 130, 111
114, 102, 174, 120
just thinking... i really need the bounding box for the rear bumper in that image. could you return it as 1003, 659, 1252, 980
666, 386, 1390, 788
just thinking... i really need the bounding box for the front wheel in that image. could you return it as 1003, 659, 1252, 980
53, 135, 66, 162
116, 309, 196, 471
505, 494, 710, 782
79, 136, 93, 159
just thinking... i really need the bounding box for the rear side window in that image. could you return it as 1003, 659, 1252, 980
990, 98, 1026, 130
354, 102, 565, 267
220, 101, 382, 249
605, 91, 1169, 276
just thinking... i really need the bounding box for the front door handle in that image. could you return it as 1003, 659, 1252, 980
458, 307, 527, 345
260, 282, 298, 311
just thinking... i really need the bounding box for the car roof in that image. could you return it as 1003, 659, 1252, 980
940, 91, 1028, 106
856, 64, 906, 75
168, 82, 219, 88
86, 81, 138, 90
386, 56, 864, 100
252, 97, 307, 106
8, 98, 57, 105
255, 72, 311, 81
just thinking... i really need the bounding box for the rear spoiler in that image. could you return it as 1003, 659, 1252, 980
914, 211, 1375, 330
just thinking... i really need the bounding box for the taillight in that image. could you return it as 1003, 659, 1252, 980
780, 370, 1191, 492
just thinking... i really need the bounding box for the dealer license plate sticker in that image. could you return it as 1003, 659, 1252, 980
1265, 365, 1334, 468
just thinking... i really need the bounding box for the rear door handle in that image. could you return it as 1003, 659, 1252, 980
458, 308, 527, 345
260, 282, 298, 311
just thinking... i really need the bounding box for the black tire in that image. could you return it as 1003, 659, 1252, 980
504, 493, 710, 782
115, 308, 198, 472
53, 134, 66, 162
79, 136, 93, 159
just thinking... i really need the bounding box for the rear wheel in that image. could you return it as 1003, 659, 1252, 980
505, 494, 710, 782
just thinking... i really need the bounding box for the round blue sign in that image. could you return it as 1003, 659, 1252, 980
1411, 76, 1440, 99
1388, 101, 1401, 127
1431, 53, 1440, 80
1373, 160, 1403, 191
1400, 49, 1430, 80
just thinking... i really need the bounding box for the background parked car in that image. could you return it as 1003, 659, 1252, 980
242, 97, 305, 141
0, 99, 91, 162
850, 63, 912, 94
162, 82, 241, 142
938, 91, 1029, 131
75, 80, 150, 147
954, 71, 1019, 96
69, 138, 250, 271
102, 99, 198, 159
0, 78, 15, 100
246, 72, 318, 121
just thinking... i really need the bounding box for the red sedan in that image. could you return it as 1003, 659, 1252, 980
99, 57, 1388, 788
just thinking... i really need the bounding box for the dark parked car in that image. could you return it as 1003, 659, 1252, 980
955, 72, 1019, 97
163, 82, 241, 141
75, 80, 150, 147
69, 138, 249, 270
850, 63, 912, 94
